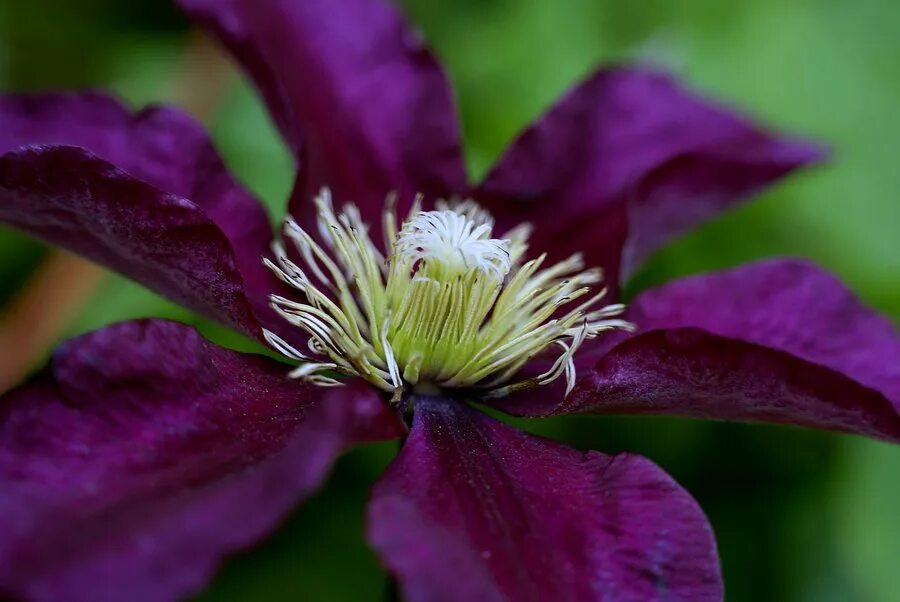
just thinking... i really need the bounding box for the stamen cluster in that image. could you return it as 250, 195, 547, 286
264, 189, 632, 400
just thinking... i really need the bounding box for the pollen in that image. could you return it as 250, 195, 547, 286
264, 189, 633, 401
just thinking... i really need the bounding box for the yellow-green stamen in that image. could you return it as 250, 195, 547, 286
264, 188, 633, 400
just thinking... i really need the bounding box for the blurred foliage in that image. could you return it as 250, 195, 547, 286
1, 0, 899, 600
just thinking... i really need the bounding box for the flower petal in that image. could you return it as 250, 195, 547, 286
367, 396, 722, 602
0, 91, 282, 333
1, 146, 267, 337
177, 0, 467, 223
563, 259, 900, 441
0, 319, 403, 602
476, 67, 824, 287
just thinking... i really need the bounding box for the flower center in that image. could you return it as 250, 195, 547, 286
264, 189, 632, 400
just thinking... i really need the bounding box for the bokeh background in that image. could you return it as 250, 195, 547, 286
1, 1, 898, 600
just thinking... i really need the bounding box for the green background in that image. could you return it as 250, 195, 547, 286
1, 0, 898, 600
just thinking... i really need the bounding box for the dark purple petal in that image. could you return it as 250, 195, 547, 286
1, 146, 267, 337
632, 259, 900, 401
562, 259, 900, 441
0, 319, 403, 602
0, 92, 282, 331
177, 0, 467, 224
367, 396, 722, 602
476, 67, 824, 288
1, 92, 133, 158
0, 91, 240, 196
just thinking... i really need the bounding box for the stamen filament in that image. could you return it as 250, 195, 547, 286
264, 188, 632, 400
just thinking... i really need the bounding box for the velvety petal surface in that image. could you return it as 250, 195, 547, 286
368, 396, 722, 602
177, 0, 467, 225
0, 319, 403, 602
0, 92, 285, 333
476, 67, 824, 288
1, 146, 269, 337
563, 259, 900, 441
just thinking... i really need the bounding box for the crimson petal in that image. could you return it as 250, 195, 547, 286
564, 259, 900, 441
368, 396, 722, 602
476, 67, 824, 288
177, 0, 467, 225
0, 91, 280, 324
0, 319, 403, 602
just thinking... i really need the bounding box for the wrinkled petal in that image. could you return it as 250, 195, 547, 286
2, 146, 268, 337
0, 319, 403, 602
476, 67, 824, 288
177, 0, 467, 225
0, 91, 283, 332
562, 259, 900, 441
367, 396, 722, 602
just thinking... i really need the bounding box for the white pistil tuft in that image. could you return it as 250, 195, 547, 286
395, 210, 511, 281
264, 187, 633, 401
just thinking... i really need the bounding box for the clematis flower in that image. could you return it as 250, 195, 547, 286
0, 0, 898, 600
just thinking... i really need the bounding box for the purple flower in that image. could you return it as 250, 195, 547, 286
0, 0, 897, 600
